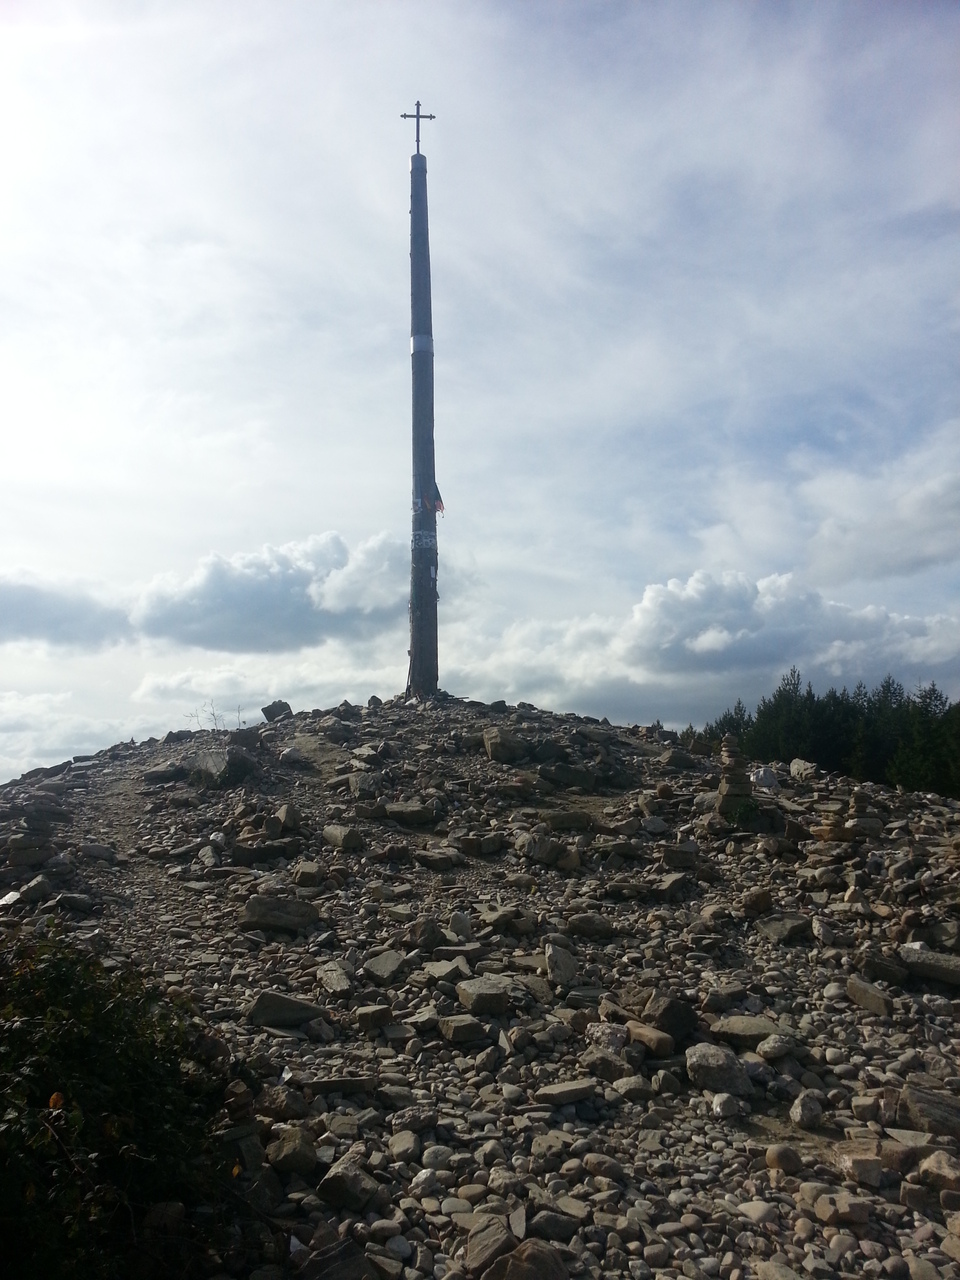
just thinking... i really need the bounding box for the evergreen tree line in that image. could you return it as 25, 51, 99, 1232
700, 668, 960, 800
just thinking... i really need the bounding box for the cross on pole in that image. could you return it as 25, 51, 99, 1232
400, 100, 435, 153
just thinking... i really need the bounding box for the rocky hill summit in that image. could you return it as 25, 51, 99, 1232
3, 692, 960, 1280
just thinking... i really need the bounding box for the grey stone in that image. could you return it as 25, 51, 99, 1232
790, 758, 818, 781
791, 1091, 823, 1130
323, 824, 363, 851
712, 1014, 782, 1051
526, 1210, 579, 1242
766, 1143, 804, 1174
438, 1014, 485, 1043
566, 912, 614, 939
465, 1217, 515, 1273
456, 976, 511, 1014
265, 1127, 317, 1175
19, 874, 52, 904
240, 894, 318, 933
545, 942, 577, 985
261, 699, 292, 722
362, 950, 406, 986
317, 1157, 379, 1211
898, 1083, 960, 1139
383, 802, 434, 826
483, 726, 527, 763
686, 1042, 752, 1097
478, 1239, 568, 1280
898, 944, 960, 987
847, 973, 894, 1016
534, 1079, 596, 1106
643, 994, 698, 1043
756, 914, 813, 944
246, 990, 325, 1027
317, 961, 353, 996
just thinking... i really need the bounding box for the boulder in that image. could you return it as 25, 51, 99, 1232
898, 1083, 960, 1140
566, 912, 614, 940
686, 1042, 752, 1097
712, 1015, 781, 1051
643, 994, 698, 1043
483, 727, 527, 764
317, 1157, 378, 1211
545, 942, 577, 985
246, 990, 325, 1027
239, 895, 319, 934
363, 950, 406, 987
323, 824, 363, 851
479, 1240, 568, 1280
457, 977, 512, 1014
534, 1079, 597, 1106
465, 1217, 515, 1274
846, 974, 894, 1016
265, 1127, 317, 1176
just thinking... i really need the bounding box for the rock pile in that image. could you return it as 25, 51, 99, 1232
2, 694, 960, 1280
716, 735, 753, 821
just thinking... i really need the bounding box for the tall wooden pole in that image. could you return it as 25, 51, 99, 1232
401, 103, 439, 699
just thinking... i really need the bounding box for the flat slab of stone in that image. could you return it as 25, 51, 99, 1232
898, 1082, 960, 1139
626, 1021, 675, 1057
756, 914, 813, 944
847, 974, 894, 1016
384, 802, 434, 826
545, 809, 593, 831
143, 764, 187, 785
438, 1014, 485, 1043
317, 961, 353, 996
898, 945, 960, 987
465, 1217, 516, 1274
534, 1078, 597, 1106
362, 949, 406, 986
245, 990, 325, 1027
456, 976, 512, 1014
712, 1015, 781, 1051
434, 941, 486, 962
415, 849, 460, 871
305, 1075, 377, 1096
239, 894, 319, 933
357, 1004, 394, 1032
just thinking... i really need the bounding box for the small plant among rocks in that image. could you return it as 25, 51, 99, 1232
0, 931, 235, 1279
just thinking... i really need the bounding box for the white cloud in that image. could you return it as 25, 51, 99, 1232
0, 580, 131, 647
802, 420, 960, 584
134, 533, 407, 650
0, 3, 958, 774
440, 569, 960, 720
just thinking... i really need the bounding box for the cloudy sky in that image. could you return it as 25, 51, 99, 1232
1, 0, 958, 778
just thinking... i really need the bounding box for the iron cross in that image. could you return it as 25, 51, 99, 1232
401, 101, 435, 153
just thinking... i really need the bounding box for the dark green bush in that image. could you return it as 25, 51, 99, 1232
0, 932, 226, 1279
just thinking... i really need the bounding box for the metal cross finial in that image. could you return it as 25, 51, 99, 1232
400, 100, 435, 153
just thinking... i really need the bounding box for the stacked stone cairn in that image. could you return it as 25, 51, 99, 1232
715, 732, 753, 818
848, 786, 885, 837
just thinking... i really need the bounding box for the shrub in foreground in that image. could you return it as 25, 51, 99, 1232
0, 931, 227, 1279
